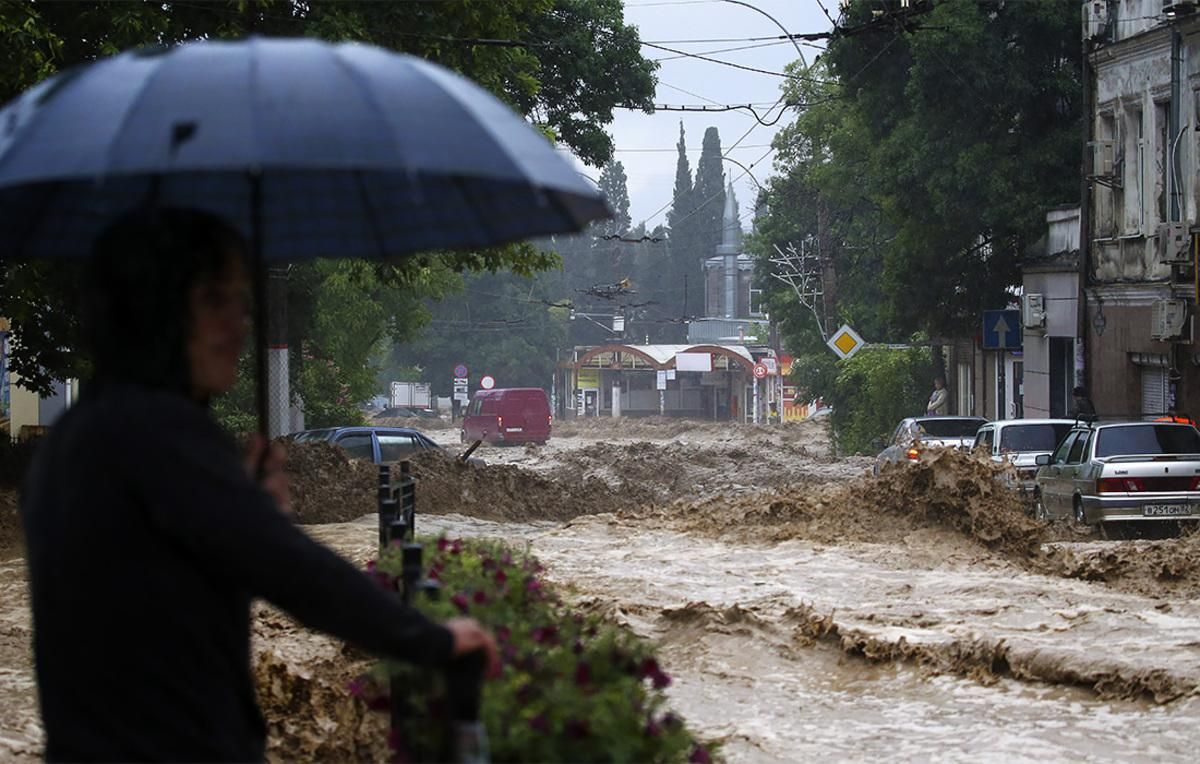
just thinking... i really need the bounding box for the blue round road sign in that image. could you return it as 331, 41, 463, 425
453, 363, 469, 378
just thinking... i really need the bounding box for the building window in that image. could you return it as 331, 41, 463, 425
1156, 101, 1169, 224
1124, 107, 1144, 234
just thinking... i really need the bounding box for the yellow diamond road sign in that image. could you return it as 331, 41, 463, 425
827, 324, 864, 360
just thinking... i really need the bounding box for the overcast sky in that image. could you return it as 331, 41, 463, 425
569, 0, 836, 232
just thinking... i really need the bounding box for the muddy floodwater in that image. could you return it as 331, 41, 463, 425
352, 512, 1199, 763
3, 416, 1200, 761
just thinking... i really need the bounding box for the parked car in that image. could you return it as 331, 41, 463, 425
290, 426, 483, 465
873, 416, 988, 475
461, 388, 552, 445
972, 419, 1075, 497
1033, 420, 1200, 533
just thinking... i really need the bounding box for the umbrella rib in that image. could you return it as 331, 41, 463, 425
101, 54, 178, 177
327, 46, 405, 166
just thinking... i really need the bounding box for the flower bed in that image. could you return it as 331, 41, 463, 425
360, 536, 716, 763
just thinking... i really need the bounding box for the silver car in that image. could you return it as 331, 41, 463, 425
874, 416, 988, 475
972, 419, 1075, 497
1033, 421, 1200, 533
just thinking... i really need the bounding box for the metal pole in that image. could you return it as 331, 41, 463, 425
753, 378, 759, 424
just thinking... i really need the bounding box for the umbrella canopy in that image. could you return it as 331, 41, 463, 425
0, 36, 609, 260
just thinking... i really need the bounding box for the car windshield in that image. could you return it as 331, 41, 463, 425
916, 419, 984, 438
999, 423, 1073, 453
1095, 425, 1200, 457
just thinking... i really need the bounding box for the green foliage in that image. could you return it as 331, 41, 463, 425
823, 347, 932, 455
753, 1, 1080, 355
369, 537, 714, 763
823, 0, 1082, 338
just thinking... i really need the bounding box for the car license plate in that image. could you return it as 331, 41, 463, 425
1142, 504, 1194, 517
506, 427, 523, 433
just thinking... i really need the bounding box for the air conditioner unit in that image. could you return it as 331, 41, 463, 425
1155, 222, 1191, 265
1089, 139, 1116, 178
1151, 299, 1192, 342
1022, 293, 1046, 331
1084, 1, 1110, 41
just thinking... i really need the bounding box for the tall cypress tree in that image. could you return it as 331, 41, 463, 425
692, 126, 726, 266
665, 122, 697, 320
592, 160, 634, 286
596, 160, 631, 238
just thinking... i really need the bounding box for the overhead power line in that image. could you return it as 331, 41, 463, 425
639, 40, 832, 83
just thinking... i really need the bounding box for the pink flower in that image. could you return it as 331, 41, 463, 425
437, 537, 449, 551
482, 557, 497, 571
525, 578, 543, 593
572, 640, 584, 655
495, 625, 511, 644
450, 539, 463, 555
531, 625, 558, 644
652, 670, 672, 690
346, 678, 366, 698
644, 720, 661, 738
494, 569, 508, 586
472, 590, 488, 605
451, 593, 470, 614
689, 746, 711, 763
638, 658, 659, 678
528, 714, 549, 733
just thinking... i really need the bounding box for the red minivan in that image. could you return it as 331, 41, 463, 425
461, 388, 552, 445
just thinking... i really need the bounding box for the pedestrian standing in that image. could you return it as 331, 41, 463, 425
926, 377, 949, 416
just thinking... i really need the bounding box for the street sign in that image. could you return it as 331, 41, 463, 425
762, 357, 778, 374
454, 392, 469, 402
982, 309, 1022, 350
453, 363, 469, 378
826, 324, 865, 360
752, 363, 768, 379
656, 370, 668, 390
453, 377, 468, 386
480, 375, 496, 390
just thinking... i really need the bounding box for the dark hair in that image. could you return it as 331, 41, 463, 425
83, 207, 246, 398
1072, 386, 1087, 396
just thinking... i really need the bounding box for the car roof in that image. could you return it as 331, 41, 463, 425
292, 426, 427, 436
911, 416, 988, 423
987, 418, 1075, 427
1083, 420, 1198, 430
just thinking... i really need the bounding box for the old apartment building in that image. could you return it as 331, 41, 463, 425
1083, 0, 1200, 416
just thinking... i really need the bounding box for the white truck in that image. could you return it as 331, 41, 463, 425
388, 381, 432, 410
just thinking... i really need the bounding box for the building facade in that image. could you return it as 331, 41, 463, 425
1083, 1, 1200, 417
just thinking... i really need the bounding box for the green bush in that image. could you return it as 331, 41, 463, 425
364, 537, 715, 763
823, 346, 932, 455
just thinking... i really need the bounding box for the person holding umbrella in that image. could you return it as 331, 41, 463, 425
20, 207, 500, 761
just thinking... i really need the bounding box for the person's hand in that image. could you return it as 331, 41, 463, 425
245, 434, 292, 515
445, 617, 501, 679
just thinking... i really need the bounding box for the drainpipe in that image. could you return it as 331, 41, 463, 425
1170, 26, 1183, 408
1078, 30, 1094, 401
